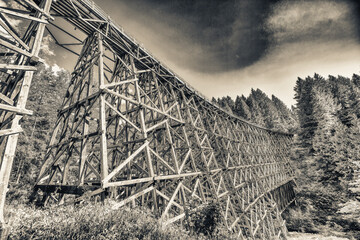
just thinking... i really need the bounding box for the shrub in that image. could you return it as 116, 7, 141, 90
6, 201, 191, 240
184, 201, 230, 238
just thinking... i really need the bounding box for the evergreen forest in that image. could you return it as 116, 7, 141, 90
7, 66, 360, 239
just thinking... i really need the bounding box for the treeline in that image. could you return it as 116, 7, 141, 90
212, 89, 298, 132
7, 63, 360, 237
285, 73, 360, 237
9, 64, 70, 203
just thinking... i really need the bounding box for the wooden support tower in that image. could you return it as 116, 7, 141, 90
0, 1, 296, 239
0, 0, 53, 226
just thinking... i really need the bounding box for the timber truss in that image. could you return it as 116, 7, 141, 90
0, 0, 296, 239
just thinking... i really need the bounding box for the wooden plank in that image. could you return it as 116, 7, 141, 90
0, 39, 32, 57
0, 8, 48, 24
73, 188, 104, 203
0, 103, 33, 115
164, 213, 185, 226
181, 184, 202, 201
0, 127, 22, 137
145, 119, 167, 133
155, 172, 202, 181
85, 159, 101, 180
178, 149, 193, 172
161, 182, 182, 218
148, 147, 176, 173
104, 177, 153, 187
0, 64, 37, 71
0, 93, 13, 105
104, 100, 142, 132
0, 19, 29, 50
102, 141, 149, 183
34, 184, 97, 195
155, 189, 184, 210
101, 78, 138, 89
112, 185, 154, 210
98, 33, 109, 184
22, 0, 54, 20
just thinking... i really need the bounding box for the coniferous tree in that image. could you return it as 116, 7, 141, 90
287, 73, 360, 236
10, 64, 70, 202
272, 95, 298, 132
246, 92, 263, 125
234, 96, 251, 120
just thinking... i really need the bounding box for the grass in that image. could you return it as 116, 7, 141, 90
4, 201, 235, 240
6, 201, 189, 240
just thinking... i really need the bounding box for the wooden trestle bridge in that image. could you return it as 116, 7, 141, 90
0, 0, 296, 239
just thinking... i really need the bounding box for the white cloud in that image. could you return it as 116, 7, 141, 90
266, 0, 357, 43
0, 0, 22, 38
43, 62, 65, 76
51, 64, 65, 76
40, 35, 55, 56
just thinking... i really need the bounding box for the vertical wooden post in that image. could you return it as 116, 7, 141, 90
98, 33, 109, 188
79, 57, 93, 185
0, 0, 53, 226
129, 56, 156, 208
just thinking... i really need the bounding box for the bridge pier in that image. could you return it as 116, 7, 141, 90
0, 0, 53, 229
0, 0, 296, 238
34, 23, 295, 238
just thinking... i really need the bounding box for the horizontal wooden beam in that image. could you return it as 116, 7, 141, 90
112, 185, 155, 210
0, 103, 33, 115
34, 184, 98, 195
0, 8, 48, 24
102, 141, 149, 183
0, 39, 32, 57
0, 127, 23, 137
0, 64, 37, 71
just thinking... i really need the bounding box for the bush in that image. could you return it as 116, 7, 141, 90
6, 201, 191, 240
184, 201, 221, 236
6, 201, 239, 239
183, 201, 236, 239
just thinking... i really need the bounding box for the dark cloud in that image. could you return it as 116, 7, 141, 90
117, 0, 279, 72
95, 0, 360, 74
350, 0, 360, 39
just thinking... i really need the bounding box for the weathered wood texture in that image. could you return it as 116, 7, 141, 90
0, 1, 296, 239
0, 0, 53, 225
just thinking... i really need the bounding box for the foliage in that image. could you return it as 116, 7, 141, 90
6, 201, 238, 240
184, 201, 223, 237
6, 202, 190, 240
286, 73, 360, 238
214, 89, 298, 132
7, 60, 360, 239
8, 63, 70, 202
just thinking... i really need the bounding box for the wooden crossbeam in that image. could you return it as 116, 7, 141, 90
103, 141, 149, 184
21, 2, 297, 239
0, 103, 33, 115
0, 8, 48, 24
0, 127, 23, 137
0, 64, 37, 71
22, 0, 54, 20
0, 39, 32, 57
0, 19, 29, 51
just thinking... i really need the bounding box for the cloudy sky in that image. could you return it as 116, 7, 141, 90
3, 0, 359, 107
85, 0, 360, 106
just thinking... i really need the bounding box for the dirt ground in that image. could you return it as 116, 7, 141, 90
288, 232, 350, 240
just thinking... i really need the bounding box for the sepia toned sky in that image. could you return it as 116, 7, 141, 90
3, 0, 359, 107
89, 0, 360, 107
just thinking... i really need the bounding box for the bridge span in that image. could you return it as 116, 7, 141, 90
0, 0, 295, 238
